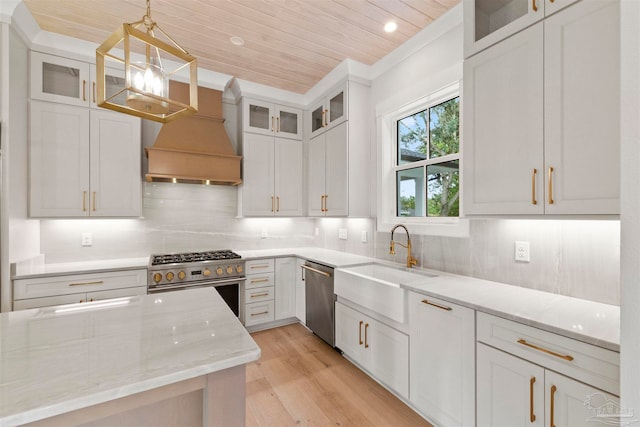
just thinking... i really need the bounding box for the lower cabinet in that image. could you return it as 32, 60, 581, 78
335, 301, 409, 398
408, 292, 476, 427
295, 258, 305, 324
477, 343, 620, 427
274, 257, 296, 320
476, 312, 620, 427
13, 269, 147, 310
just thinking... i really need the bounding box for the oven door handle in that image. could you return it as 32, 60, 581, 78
148, 277, 246, 293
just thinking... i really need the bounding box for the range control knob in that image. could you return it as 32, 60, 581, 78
178, 271, 186, 280
203, 268, 211, 277
166, 271, 175, 281
226, 266, 233, 274
216, 267, 223, 276
236, 265, 243, 274
153, 273, 162, 283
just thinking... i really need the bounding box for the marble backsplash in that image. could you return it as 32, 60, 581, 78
39, 182, 620, 306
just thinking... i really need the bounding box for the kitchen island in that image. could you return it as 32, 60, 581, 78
0, 288, 260, 427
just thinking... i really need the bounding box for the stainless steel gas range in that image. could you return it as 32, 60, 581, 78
147, 249, 245, 316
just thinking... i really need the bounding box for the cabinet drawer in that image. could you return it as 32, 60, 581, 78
477, 312, 619, 395
245, 259, 275, 274
245, 272, 275, 289
13, 269, 147, 300
244, 300, 275, 326
13, 293, 84, 310
245, 286, 274, 303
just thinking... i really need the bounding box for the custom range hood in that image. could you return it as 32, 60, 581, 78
145, 81, 242, 185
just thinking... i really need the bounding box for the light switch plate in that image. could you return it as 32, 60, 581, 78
338, 228, 348, 240
361, 230, 368, 243
515, 241, 530, 262
81, 232, 92, 247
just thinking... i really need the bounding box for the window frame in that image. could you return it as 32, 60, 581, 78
377, 82, 469, 237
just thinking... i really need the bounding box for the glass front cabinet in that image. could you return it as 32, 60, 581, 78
243, 98, 303, 140
308, 83, 348, 138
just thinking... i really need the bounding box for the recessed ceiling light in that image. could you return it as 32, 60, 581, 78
384, 21, 398, 33
230, 36, 245, 46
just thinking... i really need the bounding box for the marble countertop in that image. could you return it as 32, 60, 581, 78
236, 247, 374, 268
11, 256, 149, 279
0, 288, 260, 427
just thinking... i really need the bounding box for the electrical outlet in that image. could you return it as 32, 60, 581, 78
338, 228, 348, 240
515, 241, 530, 262
81, 232, 93, 247
261, 228, 268, 238
361, 230, 368, 243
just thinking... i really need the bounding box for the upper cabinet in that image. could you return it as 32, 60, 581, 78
243, 98, 303, 140
307, 80, 370, 217
30, 51, 127, 109
464, 0, 579, 58
463, 0, 620, 215
29, 101, 142, 217
308, 83, 348, 138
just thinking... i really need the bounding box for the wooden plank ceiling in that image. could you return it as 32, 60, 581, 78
23, 0, 459, 94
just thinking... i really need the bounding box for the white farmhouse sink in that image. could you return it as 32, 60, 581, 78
334, 263, 438, 323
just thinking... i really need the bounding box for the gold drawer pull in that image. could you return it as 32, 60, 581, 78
250, 264, 270, 269
69, 280, 104, 287
250, 292, 269, 298
250, 278, 269, 284
517, 339, 574, 361
531, 168, 537, 205
550, 385, 557, 427
251, 311, 269, 317
359, 320, 363, 345
421, 299, 452, 311
529, 377, 536, 423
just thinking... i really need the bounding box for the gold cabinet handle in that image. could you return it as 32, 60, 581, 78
364, 323, 369, 348
550, 385, 557, 427
83, 191, 87, 212
82, 80, 87, 101
532, 168, 538, 205
324, 109, 329, 127
324, 194, 328, 212
250, 292, 269, 298
276, 116, 280, 132
276, 196, 280, 212
92, 191, 96, 212
271, 195, 274, 212
92, 81, 96, 103
321, 110, 326, 128
271, 116, 275, 132
550, 0, 555, 3
250, 278, 270, 284
250, 264, 270, 269
320, 195, 325, 212
548, 167, 554, 205
69, 280, 104, 287
517, 339, 574, 361
421, 299, 452, 311
530, 377, 536, 423
359, 320, 363, 345
532, 0, 538, 12
251, 311, 269, 317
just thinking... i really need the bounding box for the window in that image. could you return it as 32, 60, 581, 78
395, 97, 460, 218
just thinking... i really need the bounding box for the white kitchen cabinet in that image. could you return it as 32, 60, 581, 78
13, 269, 147, 310
31, 51, 127, 109
308, 83, 347, 138
335, 301, 409, 398
306, 80, 370, 217
29, 100, 142, 217
274, 257, 296, 320
242, 259, 276, 327
295, 258, 305, 324
308, 121, 348, 216
408, 292, 475, 427
463, 0, 619, 215
477, 343, 620, 427
243, 97, 302, 140
240, 104, 303, 217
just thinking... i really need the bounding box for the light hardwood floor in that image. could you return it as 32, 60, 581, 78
246, 323, 432, 427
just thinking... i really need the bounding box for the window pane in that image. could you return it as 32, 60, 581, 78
427, 160, 459, 217
397, 109, 428, 165
429, 97, 460, 159
397, 167, 424, 217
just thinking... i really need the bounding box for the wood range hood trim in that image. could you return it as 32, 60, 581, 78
145, 81, 242, 186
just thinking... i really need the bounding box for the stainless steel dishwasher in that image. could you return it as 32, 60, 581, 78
301, 261, 335, 347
